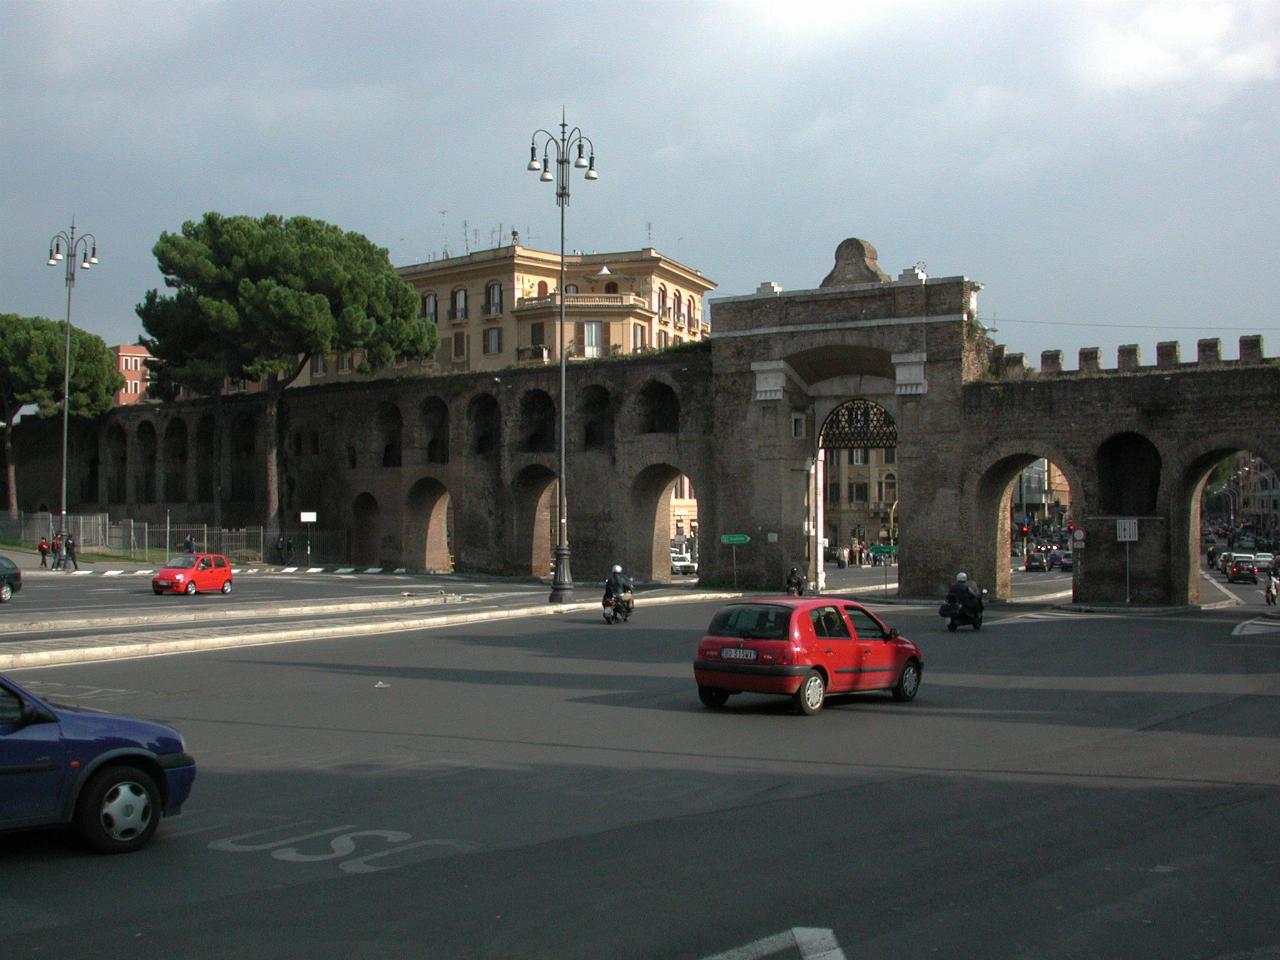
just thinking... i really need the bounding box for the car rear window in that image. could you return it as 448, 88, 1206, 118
707, 604, 791, 640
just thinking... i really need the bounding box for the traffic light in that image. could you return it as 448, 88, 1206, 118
1067, 522, 1076, 533
1020, 525, 1030, 535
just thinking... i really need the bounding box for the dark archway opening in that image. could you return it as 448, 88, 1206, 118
351, 492, 380, 566
468, 393, 501, 456
518, 390, 555, 454
580, 384, 614, 452
513, 464, 557, 576
421, 397, 449, 464
637, 381, 679, 434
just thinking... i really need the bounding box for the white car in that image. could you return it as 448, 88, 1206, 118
1254, 552, 1274, 569
670, 551, 698, 576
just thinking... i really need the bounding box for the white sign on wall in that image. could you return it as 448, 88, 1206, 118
1116, 517, 1138, 542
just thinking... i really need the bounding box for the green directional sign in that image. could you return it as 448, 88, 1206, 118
720, 533, 751, 545
869, 544, 897, 556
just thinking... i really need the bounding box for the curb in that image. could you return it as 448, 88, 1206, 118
0, 590, 744, 670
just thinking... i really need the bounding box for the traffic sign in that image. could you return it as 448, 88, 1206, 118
1116, 518, 1138, 542
869, 545, 897, 556
720, 533, 751, 545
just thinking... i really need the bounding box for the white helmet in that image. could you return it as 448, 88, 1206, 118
956, 571, 968, 583
612, 564, 622, 573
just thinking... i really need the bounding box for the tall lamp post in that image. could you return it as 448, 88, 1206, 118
527, 111, 598, 603
46, 221, 99, 543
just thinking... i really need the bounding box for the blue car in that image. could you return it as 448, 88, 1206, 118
0, 674, 196, 853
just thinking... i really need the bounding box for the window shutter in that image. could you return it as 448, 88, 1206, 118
575, 322, 585, 357
601, 322, 611, 350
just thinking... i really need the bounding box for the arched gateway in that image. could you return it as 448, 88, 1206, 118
19, 238, 1280, 606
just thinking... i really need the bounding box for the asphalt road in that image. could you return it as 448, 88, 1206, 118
3, 591, 1278, 960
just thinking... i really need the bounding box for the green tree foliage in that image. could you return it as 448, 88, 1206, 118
136, 212, 439, 527
0, 313, 123, 517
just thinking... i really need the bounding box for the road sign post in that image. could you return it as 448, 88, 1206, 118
1116, 517, 1138, 602
720, 534, 750, 587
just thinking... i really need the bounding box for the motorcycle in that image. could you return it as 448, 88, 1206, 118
939, 589, 987, 631
603, 592, 633, 624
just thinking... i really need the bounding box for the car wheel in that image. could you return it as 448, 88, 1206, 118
152, 587, 163, 595
893, 660, 922, 702
603, 608, 614, 624
221, 579, 233, 594
698, 686, 729, 708
0, 583, 11, 603
74, 765, 160, 854
184, 580, 197, 595
794, 670, 825, 715
947, 619, 958, 632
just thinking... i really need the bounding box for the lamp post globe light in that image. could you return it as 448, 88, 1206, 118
46, 220, 100, 547
527, 111, 598, 603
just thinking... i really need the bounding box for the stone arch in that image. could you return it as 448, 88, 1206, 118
969, 444, 1084, 601
135, 421, 158, 503
230, 412, 257, 502
1097, 432, 1161, 516
818, 399, 898, 449
351, 492, 380, 566
467, 393, 501, 456
421, 396, 449, 464
517, 389, 556, 453
105, 423, 128, 503
195, 415, 215, 502
637, 380, 680, 434
580, 384, 614, 452
163, 418, 189, 503
513, 464, 557, 576
406, 477, 452, 572
1170, 437, 1280, 605
378, 402, 403, 467
629, 462, 688, 581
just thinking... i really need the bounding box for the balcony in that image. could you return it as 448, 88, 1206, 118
419, 312, 437, 324
481, 302, 503, 317
517, 344, 550, 365
515, 292, 650, 312
448, 307, 468, 322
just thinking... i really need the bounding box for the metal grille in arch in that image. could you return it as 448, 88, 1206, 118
819, 399, 898, 449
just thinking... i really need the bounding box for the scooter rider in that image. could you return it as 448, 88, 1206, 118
949, 571, 982, 618
785, 566, 805, 596
603, 564, 634, 615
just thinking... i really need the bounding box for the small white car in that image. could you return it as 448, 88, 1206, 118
670, 551, 698, 576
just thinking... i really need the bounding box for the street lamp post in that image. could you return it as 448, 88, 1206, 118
45, 220, 99, 545
527, 111, 598, 603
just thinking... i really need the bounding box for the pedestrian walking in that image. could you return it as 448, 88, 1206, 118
182, 534, 195, 554
37, 537, 50, 568
52, 533, 64, 571
64, 534, 79, 571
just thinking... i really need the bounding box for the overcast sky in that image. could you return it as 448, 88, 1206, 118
3, 0, 1278, 370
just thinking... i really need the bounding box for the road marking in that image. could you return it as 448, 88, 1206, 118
307, 567, 325, 573
335, 567, 356, 573
281, 566, 298, 573
1232, 617, 1280, 636
701, 927, 846, 960
364, 567, 384, 573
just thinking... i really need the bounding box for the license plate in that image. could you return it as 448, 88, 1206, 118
155, 580, 170, 586
721, 647, 757, 661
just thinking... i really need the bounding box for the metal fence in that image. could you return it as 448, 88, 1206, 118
0, 512, 267, 564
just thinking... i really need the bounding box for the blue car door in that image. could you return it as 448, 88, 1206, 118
0, 682, 66, 825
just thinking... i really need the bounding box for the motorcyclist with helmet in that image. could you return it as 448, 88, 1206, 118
785, 566, 805, 596
949, 571, 983, 620
603, 564, 634, 618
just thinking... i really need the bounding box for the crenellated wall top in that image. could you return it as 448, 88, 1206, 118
989, 335, 1272, 380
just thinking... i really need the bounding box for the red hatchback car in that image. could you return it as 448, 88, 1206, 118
152, 554, 233, 596
693, 597, 923, 715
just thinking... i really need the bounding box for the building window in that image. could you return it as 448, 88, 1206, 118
337, 353, 352, 373
450, 287, 467, 320
605, 281, 618, 294
658, 330, 670, 349
565, 283, 578, 294
853, 482, 868, 503
311, 354, 327, 376
583, 321, 602, 358
827, 449, 840, 467
791, 413, 806, 439
658, 285, 668, 317
884, 447, 896, 465
632, 324, 647, 351
453, 331, 466, 360
674, 291, 683, 322
421, 293, 437, 322
484, 282, 502, 316
851, 448, 867, 466
483, 327, 502, 355
827, 483, 840, 503
530, 322, 545, 346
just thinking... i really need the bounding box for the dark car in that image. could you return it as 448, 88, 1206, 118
692, 597, 923, 715
0, 673, 196, 852
1059, 551, 1074, 571
0, 555, 20, 603
1025, 552, 1048, 572
1227, 556, 1259, 584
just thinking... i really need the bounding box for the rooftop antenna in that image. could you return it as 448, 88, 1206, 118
463, 219, 471, 254
646, 221, 653, 245
439, 210, 450, 259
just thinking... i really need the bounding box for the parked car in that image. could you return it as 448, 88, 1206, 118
1025, 552, 1048, 572
152, 553, 233, 595
0, 673, 196, 852
1059, 551, 1074, 571
0, 555, 21, 603
692, 597, 923, 715
1228, 555, 1259, 584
